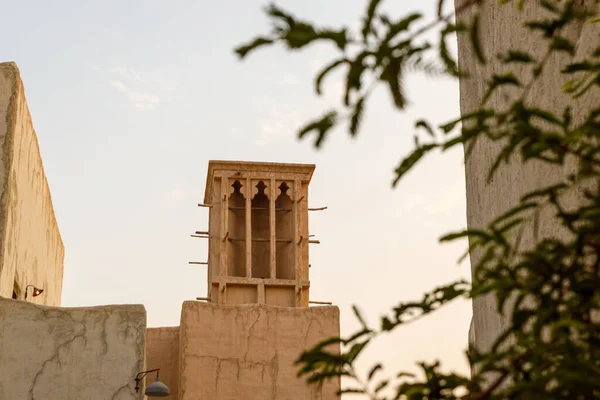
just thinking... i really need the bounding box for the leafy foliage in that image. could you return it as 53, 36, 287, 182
236, 0, 600, 398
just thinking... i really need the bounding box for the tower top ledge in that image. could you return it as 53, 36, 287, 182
203, 160, 316, 204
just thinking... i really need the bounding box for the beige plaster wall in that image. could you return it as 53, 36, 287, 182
179, 301, 341, 400
146, 326, 180, 399
0, 62, 64, 306
0, 297, 146, 400
455, 1, 600, 353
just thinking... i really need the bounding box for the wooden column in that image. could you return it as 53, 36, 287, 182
269, 178, 277, 279
293, 178, 301, 306
219, 177, 229, 280
258, 281, 265, 304
245, 177, 252, 278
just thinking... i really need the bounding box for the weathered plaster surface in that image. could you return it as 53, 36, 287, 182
0, 62, 64, 305
455, 0, 600, 353
146, 326, 180, 399
0, 297, 146, 400
179, 301, 340, 400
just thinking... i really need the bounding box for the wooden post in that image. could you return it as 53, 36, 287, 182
245, 177, 252, 278
220, 178, 229, 279
258, 281, 265, 304
219, 281, 227, 304
293, 178, 301, 306
269, 178, 277, 279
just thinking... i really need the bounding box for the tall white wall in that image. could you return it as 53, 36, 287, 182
455, 0, 600, 352
0, 62, 64, 306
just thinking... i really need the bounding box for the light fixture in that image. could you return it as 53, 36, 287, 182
134, 369, 170, 397
24, 285, 44, 300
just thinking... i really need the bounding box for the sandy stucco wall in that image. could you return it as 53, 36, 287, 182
180, 301, 340, 400
146, 326, 180, 399
0, 62, 64, 306
0, 298, 146, 400
455, 1, 600, 353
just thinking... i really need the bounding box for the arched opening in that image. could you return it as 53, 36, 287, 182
251, 181, 270, 278
275, 182, 294, 279
227, 180, 246, 276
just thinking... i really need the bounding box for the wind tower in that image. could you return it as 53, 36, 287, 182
200, 160, 317, 307
177, 160, 339, 400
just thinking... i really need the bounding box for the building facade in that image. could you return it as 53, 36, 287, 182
0, 62, 340, 400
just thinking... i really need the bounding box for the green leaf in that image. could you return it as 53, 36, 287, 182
362, 0, 384, 40
496, 217, 524, 233
439, 109, 494, 133
284, 23, 319, 49
344, 54, 368, 106
482, 73, 522, 104
265, 3, 295, 25
490, 202, 538, 229
562, 106, 572, 129
374, 380, 389, 393
315, 58, 348, 95
470, 13, 485, 64
381, 58, 406, 109
383, 13, 423, 43
525, 19, 559, 37
562, 61, 600, 74
344, 328, 372, 344
317, 29, 349, 50
352, 305, 369, 330
264, 4, 348, 51
298, 111, 338, 148
349, 97, 365, 137
551, 36, 576, 56
440, 25, 460, 76
500, 50, 534, 64
437, 0, 445, 18
234, 37, 274, 59
381, 317, 394, 331
415, 120, 435, 137
368, 363, 383, 380
346, 340, 369, 363
440, 229, 492, 242
539, 0, 559, 14
392, 143, 438, 186
512, 309, 535, 330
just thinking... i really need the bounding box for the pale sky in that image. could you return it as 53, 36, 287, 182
2, 0, 472, 384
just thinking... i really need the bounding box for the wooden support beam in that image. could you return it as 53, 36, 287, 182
258, 281, 265, 304
293, 178, 301, 306
269, 178, 276, 279
219, 179, 229, 278
245, 177, 252, 278
229, 206, 291, 212
228, 238, 291, 243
